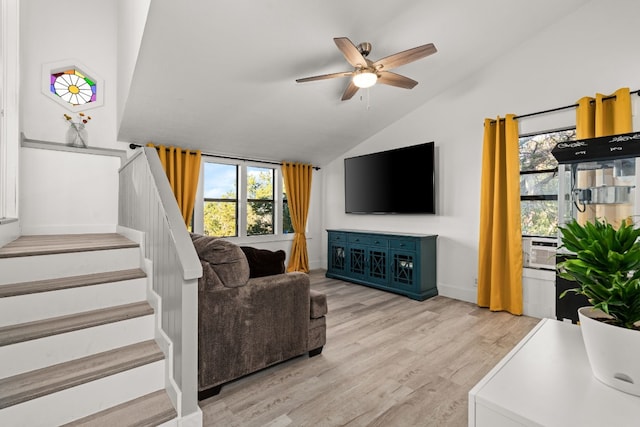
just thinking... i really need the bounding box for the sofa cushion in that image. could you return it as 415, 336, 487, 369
191, 234, 249, 288
240, 246, 286, 278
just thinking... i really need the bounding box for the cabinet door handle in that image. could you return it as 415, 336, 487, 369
399, 243, 405, 247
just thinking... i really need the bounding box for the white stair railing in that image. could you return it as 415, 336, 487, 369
118, 147, 202, 419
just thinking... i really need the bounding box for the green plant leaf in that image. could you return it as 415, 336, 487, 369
557, 219, 640, 330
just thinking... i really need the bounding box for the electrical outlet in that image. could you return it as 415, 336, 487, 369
474, 277, 478, 287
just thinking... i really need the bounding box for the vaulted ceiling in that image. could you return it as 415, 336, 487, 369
118, 0, 591, 166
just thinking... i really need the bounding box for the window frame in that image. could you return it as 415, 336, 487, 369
202, 162, 239, 237
519, 127, 576, 238
520, 168, 559, 202
246, 166, 275, 236
194, 158, 294, 243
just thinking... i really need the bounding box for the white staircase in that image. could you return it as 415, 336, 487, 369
0, 233, 176, 426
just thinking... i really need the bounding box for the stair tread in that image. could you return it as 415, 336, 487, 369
0, 268, 147, 298
0, 340, 163, 410
0, 233, 138, 258
62, 390, 176, 427
0, 301, 153, 346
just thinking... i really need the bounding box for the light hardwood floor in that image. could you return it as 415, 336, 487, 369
199, 270, 540, 427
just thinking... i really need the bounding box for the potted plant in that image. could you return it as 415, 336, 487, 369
557, 218, 640, 396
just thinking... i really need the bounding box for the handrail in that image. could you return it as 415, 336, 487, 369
118, 147, 202, 418
134, 147, 201, 279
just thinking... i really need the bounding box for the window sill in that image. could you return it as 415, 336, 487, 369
224, 232, 309, 246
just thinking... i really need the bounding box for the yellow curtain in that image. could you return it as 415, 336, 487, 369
576, 87, 632, 139
147, 143, 202, 227
282, 162, 313, 273
477, 114, 523, 315
575, 87, 632, 225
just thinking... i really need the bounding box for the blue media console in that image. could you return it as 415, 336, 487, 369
326, 229, 438, 301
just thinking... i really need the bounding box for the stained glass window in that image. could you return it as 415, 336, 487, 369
42, 61, 103, 112
50, 69, 96, 106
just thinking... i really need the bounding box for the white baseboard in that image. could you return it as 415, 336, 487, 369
143, 256, 182, 419
157, 407, 203, 427
177, 408, 203, 427
309, 259, 323, 270
116, 225, 145, 244
0, 219, 20, 246
437, 282, 477, 304
117, 226, 148, 269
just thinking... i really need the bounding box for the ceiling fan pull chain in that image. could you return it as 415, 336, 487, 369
359, 88, 372, 110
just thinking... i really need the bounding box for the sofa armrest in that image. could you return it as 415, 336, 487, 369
246, 271, 310, 291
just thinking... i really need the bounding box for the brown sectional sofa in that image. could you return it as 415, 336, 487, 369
191, 234, 327, 399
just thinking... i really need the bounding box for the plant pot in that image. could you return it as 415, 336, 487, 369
578, 306, 640, 396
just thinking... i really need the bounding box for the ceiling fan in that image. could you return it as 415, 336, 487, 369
296, 37, 437, 101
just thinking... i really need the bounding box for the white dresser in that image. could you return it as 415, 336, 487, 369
468, 319, 640, 426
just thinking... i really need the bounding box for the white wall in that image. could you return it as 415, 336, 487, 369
20, 0, 119, 150
304, 168, 324, 269
116, 0, 151, 130
18, 1, 122, 234
322, 0, 640, 303
19, 148, 121, 234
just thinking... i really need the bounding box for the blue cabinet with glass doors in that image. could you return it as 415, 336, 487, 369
326, 229, 437, 301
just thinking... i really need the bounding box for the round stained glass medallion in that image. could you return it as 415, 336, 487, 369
42, 60, 103, 112
50, 69, 96, 106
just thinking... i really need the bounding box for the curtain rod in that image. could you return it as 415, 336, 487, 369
128, 143, 320, 170
488, 89, 640, 123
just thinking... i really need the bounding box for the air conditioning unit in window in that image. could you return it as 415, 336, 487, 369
523, 237, 557, 270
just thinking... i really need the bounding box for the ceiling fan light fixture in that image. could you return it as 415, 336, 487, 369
296, 38, 437, 100
352, 69, 377, 88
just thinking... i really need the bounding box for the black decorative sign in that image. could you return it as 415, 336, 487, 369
552, 131, 640, 164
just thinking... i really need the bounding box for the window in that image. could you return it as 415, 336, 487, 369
203, 163, 238, 237
51, 68, 96, 106
42, 60, 104, 112
282, 183, 294, 234
247, 167, 274, 236
519, 128, 576, 237
200, 161, 293, 238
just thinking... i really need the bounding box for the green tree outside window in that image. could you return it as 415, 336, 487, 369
519, 129, 575, 237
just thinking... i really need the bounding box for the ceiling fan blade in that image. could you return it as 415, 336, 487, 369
341, 80, 359, 101
334, 37, 368, 68
374, 43, 437, 71
377, 71, 418, 89
296, 71, 353, 83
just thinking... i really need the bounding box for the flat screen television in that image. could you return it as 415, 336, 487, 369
344, 142, 435, 214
